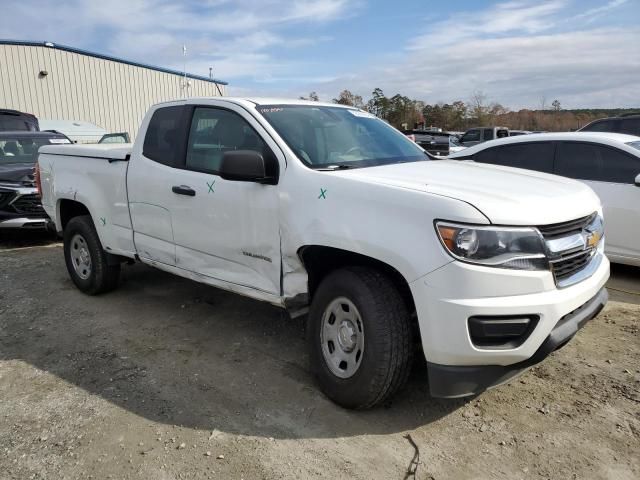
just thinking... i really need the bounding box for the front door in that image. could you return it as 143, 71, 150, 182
168, 103, 283, 295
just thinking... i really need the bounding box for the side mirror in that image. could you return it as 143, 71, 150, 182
635, 173, 640, 187
220, 150, 272, 183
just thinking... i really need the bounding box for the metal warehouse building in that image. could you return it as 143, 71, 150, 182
0, 40, 227, 140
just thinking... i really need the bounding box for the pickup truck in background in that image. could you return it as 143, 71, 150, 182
38, 98, 609, 409
403, 129, 452, 156
459, 126, 510, 147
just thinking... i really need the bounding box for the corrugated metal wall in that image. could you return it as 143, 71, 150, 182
0, 44, 225, 140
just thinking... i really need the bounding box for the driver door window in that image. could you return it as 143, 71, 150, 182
185, 107, 268, 174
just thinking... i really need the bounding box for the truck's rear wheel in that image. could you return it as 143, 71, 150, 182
308, 267, 413, 409
63, 215, 120, 295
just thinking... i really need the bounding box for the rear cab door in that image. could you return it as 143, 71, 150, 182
127, 103, 189, 265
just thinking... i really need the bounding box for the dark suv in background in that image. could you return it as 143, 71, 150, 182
0, 109, 39, 132
579, 113, 640, 136
1, 130, 71, 229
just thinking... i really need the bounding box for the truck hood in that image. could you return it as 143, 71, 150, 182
339, 160, 601, 225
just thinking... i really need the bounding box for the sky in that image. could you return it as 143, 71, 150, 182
1, 0, 639, 109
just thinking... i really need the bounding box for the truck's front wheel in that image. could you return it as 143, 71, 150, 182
63, 215, 120, 295
308, 267, 413, 409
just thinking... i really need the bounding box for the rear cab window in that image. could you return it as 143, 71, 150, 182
142, 106, 188, 167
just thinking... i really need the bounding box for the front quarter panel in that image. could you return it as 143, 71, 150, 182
279, 164, 489, 298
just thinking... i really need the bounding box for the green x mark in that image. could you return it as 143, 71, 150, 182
318, 188, 327, 200
207, 180, 216, 193
100, 217, 106, 226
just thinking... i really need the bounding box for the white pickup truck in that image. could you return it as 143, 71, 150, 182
37, 98, 609, 409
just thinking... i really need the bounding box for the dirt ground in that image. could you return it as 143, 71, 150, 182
1, 231, 638, 480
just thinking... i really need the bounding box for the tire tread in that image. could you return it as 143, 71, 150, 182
63, 215, 120, 295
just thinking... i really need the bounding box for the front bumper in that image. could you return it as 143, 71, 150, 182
0, 216, 53, 229
0, 185, 51, 230
410, 251, 610, 397
427, 287, 608, 397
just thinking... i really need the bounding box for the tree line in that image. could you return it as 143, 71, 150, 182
299, 89, 638, 132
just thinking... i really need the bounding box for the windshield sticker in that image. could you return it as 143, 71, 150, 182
49, 139, 71, 144
258, 107, 284, 114
348, 110, 376, 119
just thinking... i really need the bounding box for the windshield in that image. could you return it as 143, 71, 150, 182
257, 105, 427, 169
0, 137, 68, 164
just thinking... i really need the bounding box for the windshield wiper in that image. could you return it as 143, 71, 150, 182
315, 164, 358, 171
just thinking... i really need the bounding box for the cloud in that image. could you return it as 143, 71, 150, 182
409, 1, 568, 50
575, 0, 629, 22
301, 0, 640, 109
0, 0, 637, 108
0, 0, 355, 82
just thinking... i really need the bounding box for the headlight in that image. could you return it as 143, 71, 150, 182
436, 221, 548, 270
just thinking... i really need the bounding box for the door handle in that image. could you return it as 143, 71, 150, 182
172, 185, 196, 196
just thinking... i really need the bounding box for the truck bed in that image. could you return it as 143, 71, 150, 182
38, 143, 136, 258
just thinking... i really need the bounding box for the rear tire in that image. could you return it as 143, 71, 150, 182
63, 215, 120, 295
308, 267, 413, 409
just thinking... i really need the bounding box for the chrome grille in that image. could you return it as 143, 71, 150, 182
10, 194, 45, 215
538, 213, 596, 240
550, 250, 594, 283
538, 212, 601, 286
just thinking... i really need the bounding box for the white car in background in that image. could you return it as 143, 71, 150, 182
448, 132, 640, 266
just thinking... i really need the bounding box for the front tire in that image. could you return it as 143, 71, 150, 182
308, 267, 413, 409
63, 215, 120, 295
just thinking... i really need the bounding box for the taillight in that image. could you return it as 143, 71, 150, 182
35, 163, 42, 197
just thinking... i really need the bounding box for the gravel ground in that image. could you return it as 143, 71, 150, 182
0, 232, 638, 480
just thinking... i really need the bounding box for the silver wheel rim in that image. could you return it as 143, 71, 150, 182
70, 233, 92, 280
320, 297, 365, 379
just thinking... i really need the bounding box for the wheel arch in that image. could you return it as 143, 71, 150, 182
57, 198, 92, 232
297, 245, 416, 314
